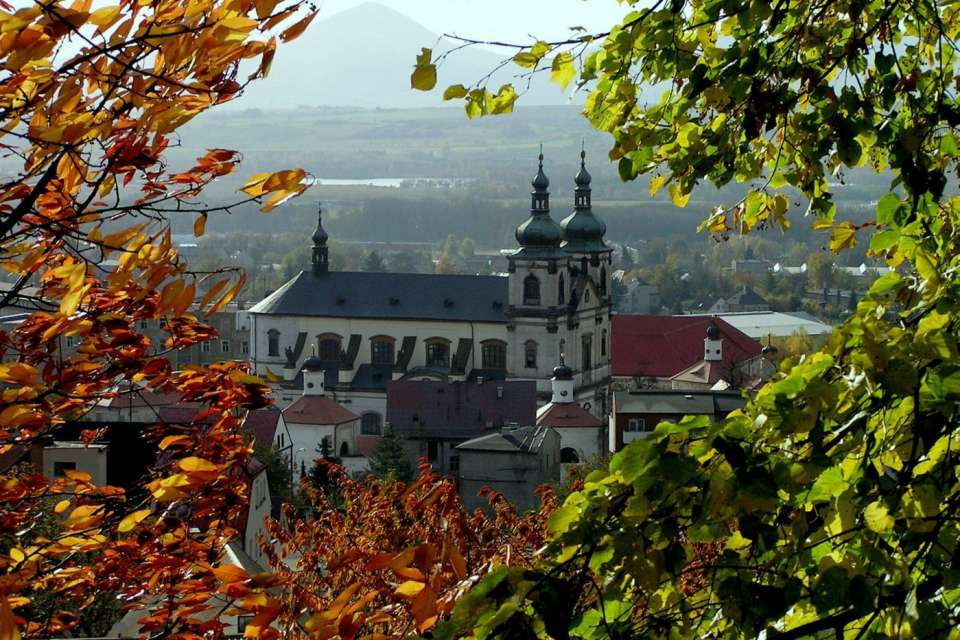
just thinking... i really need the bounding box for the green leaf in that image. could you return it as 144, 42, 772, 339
513, 52, 538, 68
411, 47, 437, 91
829, 222, 858, 253
669, 183, 690, 208
550, 52, 575, 90
807, 467, 847, 504
864, 501, 894, 533
442, 84, 468, 101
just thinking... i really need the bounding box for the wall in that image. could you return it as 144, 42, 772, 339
43, 444, 108, 486
557, 426, 604, 463
284, 418, 359, 475
244, 469, 271, 567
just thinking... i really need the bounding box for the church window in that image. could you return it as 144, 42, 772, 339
523, 274, 540, 305
561, 447, 580, 464
582, 334, 593, 370
318, 334, 341, 362
370, 336, 395, 366
585, 288, 590, 303
481, 340, 507, 370
267, 329, 280, 357
601, 328, 608, 356
425, 338, 450, 368
558, 273, 565, 305
361, 412, 382, 435
600, 266, 607, 296
524, 340, 538, 369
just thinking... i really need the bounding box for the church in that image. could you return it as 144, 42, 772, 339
247, 151, 613, 437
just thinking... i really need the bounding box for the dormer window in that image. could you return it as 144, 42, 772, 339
523, 274, 540, 306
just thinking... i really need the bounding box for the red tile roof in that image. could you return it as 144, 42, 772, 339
283, 395, 358, 426
241, 408, 283, 449
536, 403, 604, 428
611, 315, 761, 378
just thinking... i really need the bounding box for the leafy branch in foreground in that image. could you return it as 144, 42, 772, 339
403, 1, 960, 638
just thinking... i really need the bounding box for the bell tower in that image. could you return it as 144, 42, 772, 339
507, 150, 570, 392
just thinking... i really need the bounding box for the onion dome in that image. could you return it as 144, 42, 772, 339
301, 355, 326, 372
706, 322, 721, 340
561, 150, 610, 254
512, 152, 566, 259
311, 205, 330, 274
552, 361, 573, 380
312, 206, 328, 245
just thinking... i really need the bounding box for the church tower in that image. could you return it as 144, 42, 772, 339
558, 149, 613, 414
312, 204, 329, 275
507, 151, 570, 395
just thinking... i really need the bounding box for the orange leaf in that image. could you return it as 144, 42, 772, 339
279, 11, 316, 43
214, 564, 249, 585
158, 435, 191, 449
0, 596, 21, 640
193, 213, 206, 237
179, 456, 219, 472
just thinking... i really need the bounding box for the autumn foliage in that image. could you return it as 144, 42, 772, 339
262, 460, 557, 639
0, 0, 315, 637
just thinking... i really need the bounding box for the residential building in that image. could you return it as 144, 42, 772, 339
386, 379, 537, 477
456, 425, 561, 512
611, 315, 772, 391
609, 390, 747, 451
535, 360, 605, 464
708, 285, 771, 313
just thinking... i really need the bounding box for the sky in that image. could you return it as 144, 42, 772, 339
317, 0, 633, 47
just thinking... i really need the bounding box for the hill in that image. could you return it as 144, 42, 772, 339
233, 2, 573, 109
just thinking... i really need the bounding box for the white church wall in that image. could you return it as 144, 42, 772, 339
558, 426, 604, 462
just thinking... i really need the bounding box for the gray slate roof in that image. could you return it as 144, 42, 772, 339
249, 270, 508, 323
456, 425, 552, 453
614, 390, 746, 415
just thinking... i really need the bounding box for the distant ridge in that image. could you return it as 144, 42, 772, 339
234, 2, 573, 110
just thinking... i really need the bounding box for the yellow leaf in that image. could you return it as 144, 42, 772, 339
411, 47, 436, 91
550, 52, 575, 90
54, 499, 70, 514
394, 580, 425, 598
0, 363, 38, 386
669, 183, 690, 208
88, 5, 120, 29
179, 457, 219, 472
8, 549, 24, 565
158, 435, 192, 449
442, 84, 468, 101
829, 222, 858, 253
118, 509, 150, 533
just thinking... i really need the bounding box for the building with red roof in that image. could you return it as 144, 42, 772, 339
611, 315, 773, 391
282, 357, 360, 475
535, 360, 605, 464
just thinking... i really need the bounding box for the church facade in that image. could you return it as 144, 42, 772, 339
247, 152, 613, 435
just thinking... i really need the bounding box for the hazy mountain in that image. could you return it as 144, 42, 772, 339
233, 2, 575, 109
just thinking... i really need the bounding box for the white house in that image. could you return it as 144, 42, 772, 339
535, 360, 605, 465
281, 358, 361, 475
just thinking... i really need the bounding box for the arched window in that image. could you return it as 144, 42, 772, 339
558, 273, 565, 305
481, 340, 507, 370
267, 329, 280, 357
361, 412, 383, 435
523, 274, 540, 306
560, 447, 580, 464
317, 333, 342, 362
370, 335, 396, 366
601, 328, 608, 356
524, 340, 538, 369
339, 442, 349, 457
600, 266, 607, 296
425, 338, 451, 368
581, 334, 593, 370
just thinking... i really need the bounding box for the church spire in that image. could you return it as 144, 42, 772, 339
312, 204, 329, 275
514, 148, 564, 256
574, 144, 592, 209
530, 144, 550, 213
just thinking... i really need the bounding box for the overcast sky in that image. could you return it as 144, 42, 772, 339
318, 0, 632, 47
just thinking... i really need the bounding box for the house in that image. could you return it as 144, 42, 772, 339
248, 152, 614, 425
282, 356, 361, 475
456, 425, 561, 512
41, 441, 108, 485
686, 310, 834, 339
708, 285, 770, 313
609, 390, 747, 451
535, 360, 605, 464
611, 315, 770, 391
386, 379, 537, 477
